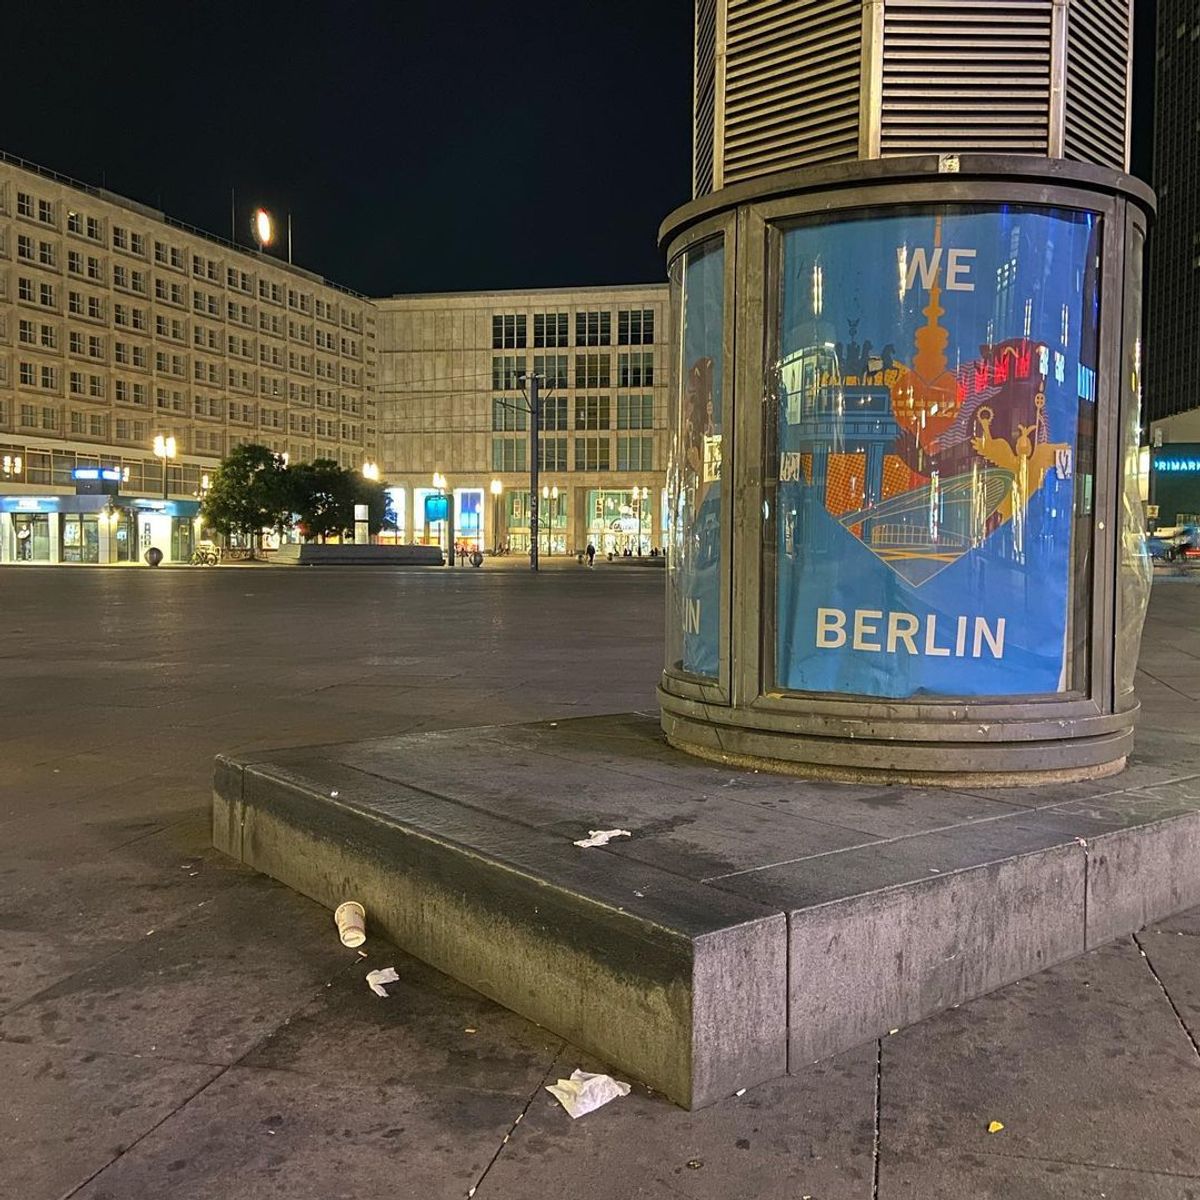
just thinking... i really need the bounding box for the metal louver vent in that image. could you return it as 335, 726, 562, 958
1063, 0, 1131, 171
722, 0, 861, 185
694, 0, 719, 196
880, 0, 1053, 155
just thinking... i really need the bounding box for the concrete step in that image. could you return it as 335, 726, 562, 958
213, 713, 1200, 1108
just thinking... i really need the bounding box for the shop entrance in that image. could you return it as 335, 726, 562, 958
61, 513, 100, 563
12, 513, 51, 561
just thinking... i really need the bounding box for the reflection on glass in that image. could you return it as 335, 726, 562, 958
667, 237, 724, 679
771, 205, 1100, 699
1116, 223, 1150, 697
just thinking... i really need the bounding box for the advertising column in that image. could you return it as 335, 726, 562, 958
772, 205, 1100, 699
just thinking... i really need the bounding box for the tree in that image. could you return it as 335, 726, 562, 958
288, 459, 355, 542
200, 444, 292, 554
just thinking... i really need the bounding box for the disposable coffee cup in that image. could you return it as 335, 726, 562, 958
334, 901, 367, 947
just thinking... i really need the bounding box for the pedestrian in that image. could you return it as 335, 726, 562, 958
586, 541, 596, 568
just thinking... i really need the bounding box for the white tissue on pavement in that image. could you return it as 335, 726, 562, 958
545, 1069, 631, 1117
366, 967, 400, 996
573, 829, 631, 848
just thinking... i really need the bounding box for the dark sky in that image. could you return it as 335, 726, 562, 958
3, 0, 1155, 298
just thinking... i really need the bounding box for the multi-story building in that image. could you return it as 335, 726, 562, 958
375, 285, 670, 555
0, 151, 377, 562
1146, 0, 1199, 431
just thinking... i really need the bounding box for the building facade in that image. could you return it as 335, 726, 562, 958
1146, 0, 1200, 425
0, 152, 377, 562
375, 285, 670, 556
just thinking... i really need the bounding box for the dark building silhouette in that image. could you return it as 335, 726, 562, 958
1146, 1, 1200, 423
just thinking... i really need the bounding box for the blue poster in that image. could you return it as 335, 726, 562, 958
776, 205, 1099, 698
673, 238, 725, 678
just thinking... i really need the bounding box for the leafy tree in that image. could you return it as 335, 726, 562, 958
288, 459, 355, 542
200, 444, 292, 554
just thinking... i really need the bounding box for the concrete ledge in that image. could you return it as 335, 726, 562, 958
297, 544, 444, 566
213, 713, 1200, 1108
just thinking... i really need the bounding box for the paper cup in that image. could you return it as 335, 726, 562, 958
334, 900, 367, 947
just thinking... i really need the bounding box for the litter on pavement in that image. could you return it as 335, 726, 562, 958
366, 967, 400, 997
573, 829, 632, 848
987, 1120, 1005, 1134
545, 1069, 631, 1117
334, 900, 367, 947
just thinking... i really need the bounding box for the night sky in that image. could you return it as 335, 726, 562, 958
3, 0, 1155, 298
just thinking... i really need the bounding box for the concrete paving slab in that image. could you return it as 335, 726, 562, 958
1136, 926, 1200, 1053
879, 942, 1200, 1175
0, 878, 356, 1064
878, 1148, 1200, 1199
480, 1042, 877, 1200
68, 1063, 528, 1200
0, 1040, 220, 1200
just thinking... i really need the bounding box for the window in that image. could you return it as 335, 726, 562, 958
40, 283, 56, 309
18, 319, 35, 345
87, 256, 103, 282
70, 331, 83, 354
540, 395, 569, 430
68, 249, 83, 275
534, 312, 569, 348
618, 352, 654, 387
617, 393, 654, 429
130, 270, 146, 294
38, 241, 55, 267
20, 361, 35, 386
574, 436, 611, 471
17, 192, 33, 218
87, 296, 104, 320
20, 403, 37, 426
86, 216, 101, 241
130, 233, 145, 256
41, 406, 58, 431
40, 365, 57, 390
113, 226, 128, 250
492, 314, 527, 349
533, 354, 569, 388
575, 353, 611, 388
492, 356, 526, 391
617, 436, 655, 471
539, 438, 568, 471
576, 311, 611, 346
114, 264, 128, 289
68, 210, 84, 235
18, 277, 33, 302
133, 345, 148, 369
155, 241, 169, 264
38, 199, 54, 225
132, 308, 147, 330
491, 438, 527, 471
70, 370, 85, 395
575, 396, 610, 430
88, 335, 104, 359
89, 375, 104, 399
17, 234, 34, 260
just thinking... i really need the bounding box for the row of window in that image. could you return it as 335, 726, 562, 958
490, 434, 656, 473
491, 353, 655, 391
492, 309, 655, 349
10, 189, 366, 329
490, 394, 656, 432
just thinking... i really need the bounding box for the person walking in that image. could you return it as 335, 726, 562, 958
585, 541, 596, 568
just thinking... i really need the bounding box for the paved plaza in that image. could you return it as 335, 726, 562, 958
2, 565, 1199, 1199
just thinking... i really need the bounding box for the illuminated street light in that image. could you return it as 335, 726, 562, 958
541, 484, 559, 557
635, 485, 650, 555
152, 434, 177, 500
490, 478, 504, 554
362, 459, 380, 481
252, 208, 275, 250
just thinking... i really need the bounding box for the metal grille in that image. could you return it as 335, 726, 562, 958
1063, 0, 1131, 170
694, 0, 719, 196
880, 0, 1053, 155
721, 0, 861, 184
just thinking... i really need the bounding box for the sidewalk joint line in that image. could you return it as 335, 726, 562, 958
1133, 930, 1200, 1063
871, 1037, 882, 1200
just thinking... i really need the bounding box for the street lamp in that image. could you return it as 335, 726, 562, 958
153, 434, 176, 500
635, 485, 649, 555
541, 484, 558, 557
490, 478, 503, 553
362, 459, 380, 481
252, 208, 275, 252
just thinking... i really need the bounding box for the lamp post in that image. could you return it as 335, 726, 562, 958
252, 208, 275, 253
432, 471, 451, 567
541, 484, 559, 557
490, 478, 503, 553
634, 485, 649, 555
153, 434, 176, 500
362, 459, 380, 482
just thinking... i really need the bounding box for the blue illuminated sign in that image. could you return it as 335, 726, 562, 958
424, 493, 449, 523
1157, 458, 1200, 474
71, 466, 121, 482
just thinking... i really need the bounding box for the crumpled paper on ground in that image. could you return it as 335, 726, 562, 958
545, 1069, 631, 1117
366, 967, 399, 997
573, 829, 631, 848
